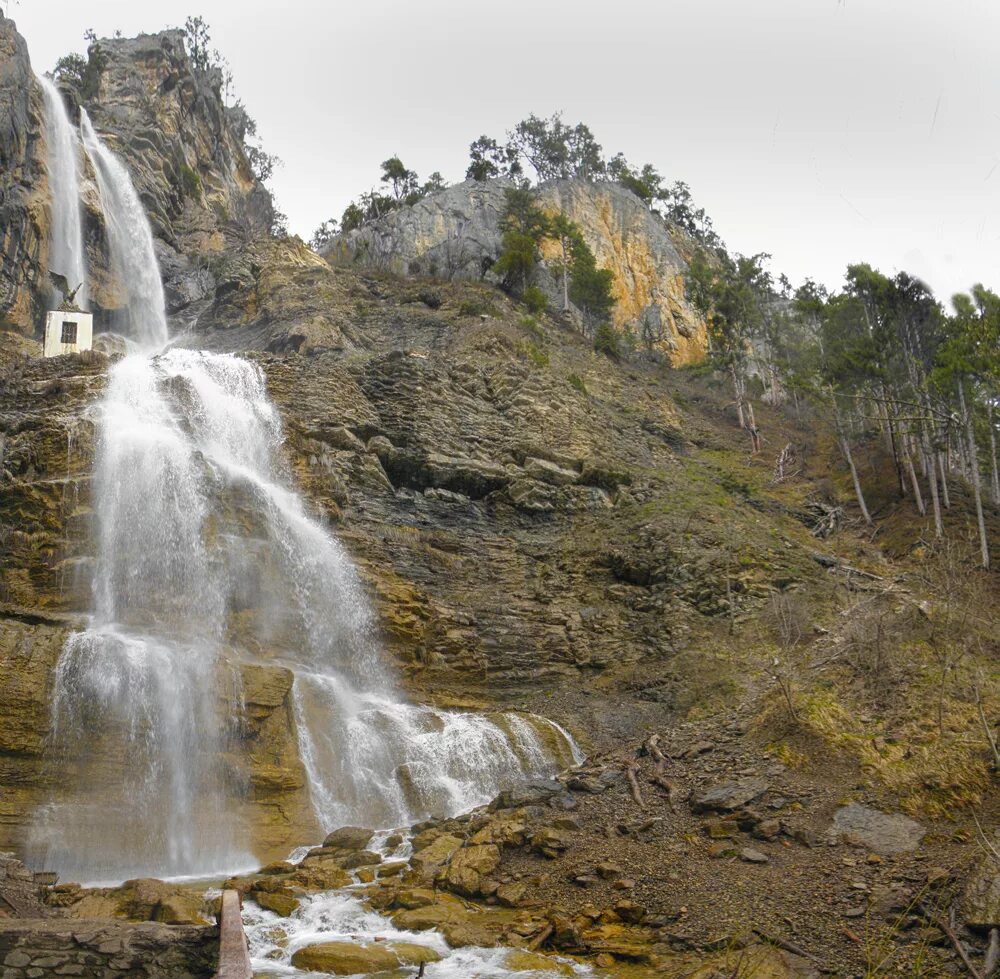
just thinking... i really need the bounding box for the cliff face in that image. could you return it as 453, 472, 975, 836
326, 178, 706, 364
0, 15, 48, 337
80, 29, 273, 313
0, 22, 273, 342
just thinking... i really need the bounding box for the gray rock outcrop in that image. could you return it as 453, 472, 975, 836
325, 178, 706, 364
0, 14, 48, 335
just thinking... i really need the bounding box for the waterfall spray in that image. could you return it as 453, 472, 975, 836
33, 114, 579, 883
80, 109, 167, 348
37, 75, 87, 310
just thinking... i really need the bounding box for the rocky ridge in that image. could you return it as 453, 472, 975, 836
325, 177, 707, 364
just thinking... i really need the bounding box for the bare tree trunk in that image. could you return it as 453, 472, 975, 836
924, 443, 943, 537
746, 400, 761, 454
938, 451, 951, 509
905, 448, 926, 516
731, 364, 745, 429
881, 384, 906, 496
560, 236, 569, 312
959, 379, 990, 570
989, 402, 1000, 505
840, 437, 873, 524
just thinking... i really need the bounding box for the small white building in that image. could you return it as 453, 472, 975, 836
43, 309, 93, 357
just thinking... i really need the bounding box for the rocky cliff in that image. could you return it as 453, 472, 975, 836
325, 178, 707, 364
0, 19, 272, 342
79, 29, 273, 314
2, 19, 998, 975
0, 15, 48, 338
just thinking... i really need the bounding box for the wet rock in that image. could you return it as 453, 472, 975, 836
410, 833, 464, 875
257, 861, 294, 875
496, 880, 530, 907
691, 778, 769, 813
339, 849, 382, 869
831, 804, 925, 855
322, 826, 375, 850
252, 889, 299, 917
289, 865, 351, 891
290, 940, 400, 974
389, 941, 442, 965
505, 949, 575, 975
445, 844, 501, 896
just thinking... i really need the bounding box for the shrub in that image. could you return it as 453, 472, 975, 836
518, 341, 549, 368
568, 373, 587, 394
593, 322, 620, 359
519, 315, 544, 341
418, 289, 442, 309
458, 298, 499, 318
523, 286, 547, 315
179, 163, 202, 199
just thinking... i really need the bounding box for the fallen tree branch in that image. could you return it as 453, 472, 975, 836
527, 924, 553, 951
984, 928, 999, 978
649, 772, 682, 812
644, 734, 667, 769
625, 764, 645, 810
929, 912, 983, 979
752, 928, 820, 964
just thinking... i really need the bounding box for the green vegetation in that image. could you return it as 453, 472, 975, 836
492, 187, 615, 333
465, 113, 721, 247
593, 322, 620, 359
522, 286, 547, 315
518, 340, 549, 368
179, 162, 202, 199
687, 225, 1000, 571
567, 373, 587, 394
312, 158, 448, 246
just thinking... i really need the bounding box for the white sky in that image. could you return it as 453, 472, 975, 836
11, 0, 1000, 306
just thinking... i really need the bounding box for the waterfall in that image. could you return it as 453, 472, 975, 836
37, 75, 87, 310
32, 124, 579, 882
80, 109, 167, 348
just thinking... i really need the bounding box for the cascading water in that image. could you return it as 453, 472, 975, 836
80, 109, 167, 348
33, 113, 580, 882
37, 75, 87, 309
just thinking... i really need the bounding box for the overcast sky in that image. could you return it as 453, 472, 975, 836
12, 0, 1000, 306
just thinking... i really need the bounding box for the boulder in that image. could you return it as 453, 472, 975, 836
445, 844, 501, 896
322, 826, 374, 851
388, 942, 442, 965
691, 778, 770, 813
290, 940, 400, 974
506, 949, 575, 975
253, 889, 299, 917
409, 833, 464, 874
962, 862, 1000, 930
831, 804, 924, 855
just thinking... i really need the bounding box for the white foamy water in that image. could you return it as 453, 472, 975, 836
80, 108, 167, 348
37, 74, 87, 309
31, 105, 582, 886
33, 348, 580, 880
244, 890, 590, 978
